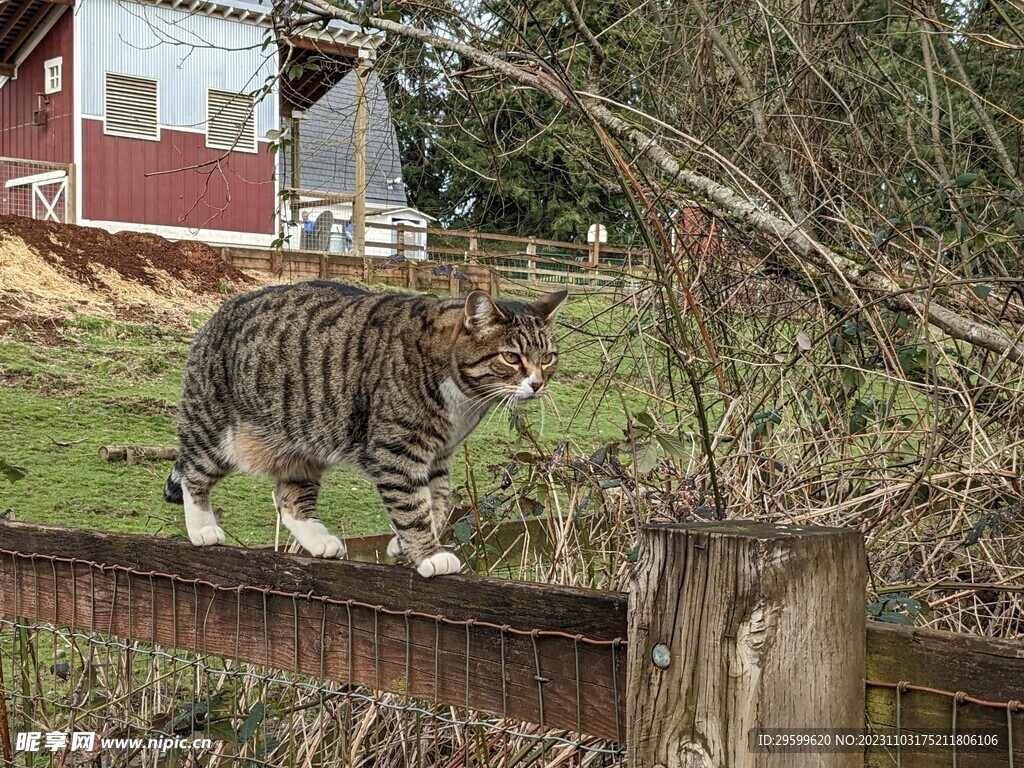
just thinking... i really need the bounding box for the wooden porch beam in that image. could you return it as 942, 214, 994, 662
0, 1, 36, 52
286, 35, 359, 60
3, 3, 53, 61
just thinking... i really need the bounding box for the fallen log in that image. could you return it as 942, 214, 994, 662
99, 445, 178, 464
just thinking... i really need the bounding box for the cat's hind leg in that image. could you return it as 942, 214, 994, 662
179, 463, 227, 546
275, 477, 346, 559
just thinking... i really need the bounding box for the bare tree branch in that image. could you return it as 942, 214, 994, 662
300, 0, 1024, 364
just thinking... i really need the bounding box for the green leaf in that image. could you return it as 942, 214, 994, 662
972, 284, 992, 300
953, 172, 979, 187
287, 64, 304, 81
264, 129, 282, 140
751, 411, 781, 425
654, 433, 689, 459
451, 518, 474, 543
634, 412, 656, 430
840, 368, 864, 390
634, 440, 659, 475
204, 719, 237, 742
237, 702, 264, 743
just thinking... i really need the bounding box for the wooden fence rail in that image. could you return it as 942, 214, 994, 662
0, 520, 626, 742
225, 222, 648, 294
2, 519, 1022, 766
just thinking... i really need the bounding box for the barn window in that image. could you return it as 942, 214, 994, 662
43, 58, 62, 94
103, 73, 159, 140
206, 89, 256, 153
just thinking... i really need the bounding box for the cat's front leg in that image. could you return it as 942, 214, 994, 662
427, 462, 452, 540
373, 456, 460, 577
386, 461, 452, 559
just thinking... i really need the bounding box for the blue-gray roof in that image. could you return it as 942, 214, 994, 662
283, 69, 408, 207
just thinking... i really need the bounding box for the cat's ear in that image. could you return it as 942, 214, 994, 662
464, 291, 508, 330
532, 289, 568, 322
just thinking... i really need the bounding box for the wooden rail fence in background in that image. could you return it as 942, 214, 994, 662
224, 223, 649, 295
1, 519, 1023, 766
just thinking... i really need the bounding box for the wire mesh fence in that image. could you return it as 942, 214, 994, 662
0, 529, 627, 767
1, 616, 625, 767
0, 158, 72, 225
863, 678, 1023, 767
2, 521, 1022, 767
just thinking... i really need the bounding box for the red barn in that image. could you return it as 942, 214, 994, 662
1, 0, 384, 247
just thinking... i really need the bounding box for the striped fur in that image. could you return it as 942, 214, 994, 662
167, 281, 566, 577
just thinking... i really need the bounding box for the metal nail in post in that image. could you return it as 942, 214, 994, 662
652, 643, 671, 669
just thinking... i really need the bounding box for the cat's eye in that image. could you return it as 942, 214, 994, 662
500, 352, 521, 366
542, 353, 557, 366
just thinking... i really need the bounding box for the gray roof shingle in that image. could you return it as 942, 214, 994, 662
282, 70, 407, 207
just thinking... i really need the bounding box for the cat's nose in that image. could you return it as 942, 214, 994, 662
530, 380, 543, 392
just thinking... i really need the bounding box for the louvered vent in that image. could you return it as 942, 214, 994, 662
207, 90, 256, 152
104, 74, 159, 140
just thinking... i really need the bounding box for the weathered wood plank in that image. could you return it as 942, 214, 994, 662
865, 622, 1024, 767
0, 521, 627, 740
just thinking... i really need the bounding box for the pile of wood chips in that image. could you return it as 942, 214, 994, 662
0, 214, 258, 330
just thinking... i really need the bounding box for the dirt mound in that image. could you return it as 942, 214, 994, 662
0, 215, 259, 329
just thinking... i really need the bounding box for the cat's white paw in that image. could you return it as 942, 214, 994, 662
189, 524, 226, 546
305, 534, 346, 559
417, 551, 461, 578
282, 516, 346, 559
387, 535, 405, 559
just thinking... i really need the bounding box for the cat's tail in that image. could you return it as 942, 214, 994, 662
163, 465, 184, 505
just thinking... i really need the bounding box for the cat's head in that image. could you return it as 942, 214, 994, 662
452, 290, 568, 403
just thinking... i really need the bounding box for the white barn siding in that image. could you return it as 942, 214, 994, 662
79, 0, 276, 136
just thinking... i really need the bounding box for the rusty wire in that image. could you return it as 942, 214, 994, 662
0, 548, 625, 647
868, 679, 1022, 767
1, 617, 627, 762
0, 546, 627, 765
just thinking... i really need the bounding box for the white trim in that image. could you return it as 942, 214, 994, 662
103, 71, 161, 142
372, 205, 436, 221
5, 170, 68, 189
32, 179, 67, 221
73, 4, 82, 224
82, 114, 273, 141
161, 123, 207, 135
272, 43, 281, 239
43, 56, 63, 94
79, 218, 277, 248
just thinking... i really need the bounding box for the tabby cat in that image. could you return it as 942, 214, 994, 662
164, 282, 566, 577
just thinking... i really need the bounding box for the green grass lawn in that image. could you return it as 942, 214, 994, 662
0, 291, 647, 545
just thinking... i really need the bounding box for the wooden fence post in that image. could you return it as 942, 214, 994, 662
66, 162, 77, 224
526, 238, 537, 286
627, 521, 865, 767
